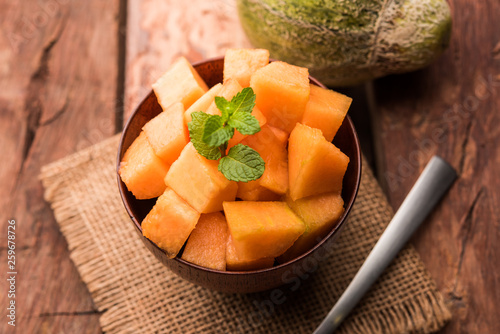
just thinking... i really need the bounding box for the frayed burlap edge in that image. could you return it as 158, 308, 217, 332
342, 287, 450, 334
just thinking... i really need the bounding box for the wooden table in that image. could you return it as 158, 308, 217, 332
1, 1, 498, 333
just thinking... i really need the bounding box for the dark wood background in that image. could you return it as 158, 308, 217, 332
0, 0, 498, 333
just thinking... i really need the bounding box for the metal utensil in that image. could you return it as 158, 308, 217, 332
314, 156, 457, 334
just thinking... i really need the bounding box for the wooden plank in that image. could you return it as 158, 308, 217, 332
371, 0, 500, 333
124, 0, 252, 122
0, 0, 121, 333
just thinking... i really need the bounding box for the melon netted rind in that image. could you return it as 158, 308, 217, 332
237, 0, 452, 86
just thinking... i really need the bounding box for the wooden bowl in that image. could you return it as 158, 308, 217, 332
117, 57, 362, 293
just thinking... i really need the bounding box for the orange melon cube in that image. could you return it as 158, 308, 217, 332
288, 123, 349, 201
240, 125, 288, 195
142, 188, 200, 258
278, 192, 345, 263
223, 201, 306, 260
236, 180, 281, 201
152, 56, 208, 110
181, 212, 228, 270
119, 131, 169, 199
184, 83, 223, 124
250, 61, 310, 133
228, 107, 267, 148
165, 143, 238, 213
226, 235, 274, 271
143, 102, 188, 165
223, 48, 269, 87
267, 125, 289, 143
301, 84, 352, 142
206, 79, 267, 147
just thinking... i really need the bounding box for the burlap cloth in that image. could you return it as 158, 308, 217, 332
40, 135, 451, 334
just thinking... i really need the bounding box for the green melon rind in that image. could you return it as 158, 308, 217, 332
237, 0, 451, 86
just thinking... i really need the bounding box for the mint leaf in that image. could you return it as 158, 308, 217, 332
227, 111, 260, 135
188, 87, 263, 182
215, 96, 231, 121
218, 144, 265, 182
188, 112, 221, 160
202, 115, 234, 147
229, 87, 256, 115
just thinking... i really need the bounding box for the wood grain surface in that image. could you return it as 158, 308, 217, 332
124, 0, 251, 121
0, 0, 498, 333
0, 0, 121, 333
370, 1, 500, 333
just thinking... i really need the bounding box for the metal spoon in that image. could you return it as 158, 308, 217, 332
314, 156, 457, 334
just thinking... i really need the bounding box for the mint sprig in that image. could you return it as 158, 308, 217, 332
218, 144, 265, 182
228, 111, 261, 135
214, 97, 232, 121
224, 87, 256, 116
187, 87, 264, 182
202, 115, 234, 147
188, 112, 222, 160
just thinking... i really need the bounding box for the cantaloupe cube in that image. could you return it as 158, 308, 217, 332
143, 102, 188, 165
229, 110, 267, 148
142, 188, 200, 258
236, 180, 281, 201
288, 123, 349, 201
250, 61, 310, 133
240, 125, 288, 194
152, 57, 208, 110
267, 125, 289, 143
181, 212, 228, 270
226, 235, 274, 271
223, 48, 269, 87
206, 78, 267, 147
223, 201, 305, 260
301, 84, 352, 142
119, 131, 169, 199
165, 143, 238, 213
278, 192, 345, 263
184, 83, 223, 124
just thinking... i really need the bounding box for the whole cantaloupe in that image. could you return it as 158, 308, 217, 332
237, 0, 452, 86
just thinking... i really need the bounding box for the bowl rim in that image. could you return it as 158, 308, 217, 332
117, 56, 362, 276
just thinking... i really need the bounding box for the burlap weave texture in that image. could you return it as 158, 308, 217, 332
41, 135, 451, 334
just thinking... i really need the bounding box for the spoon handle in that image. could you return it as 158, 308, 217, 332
314, 156, 457, 334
